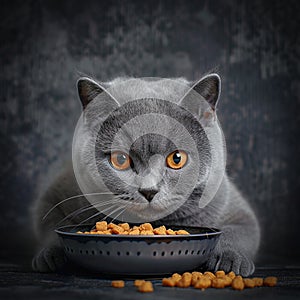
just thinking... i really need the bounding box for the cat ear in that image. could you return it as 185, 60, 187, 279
77, 77, 119, 109
179, 73, 221, 113
191, 73, 221, 110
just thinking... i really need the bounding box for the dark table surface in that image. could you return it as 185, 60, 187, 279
1, 260, 299, 300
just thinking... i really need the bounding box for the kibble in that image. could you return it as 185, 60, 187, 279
171, 273, 182, 282
96, 221, 107, 231
111, 270, 277, 293
165, 271, 275, 292
134, 279, 146, 287
231, 277, 245, 290
215, 270, 226, 277
138, 281, 154, 293
175, 229, 190, 235
176, 272, 192, 287
253, 277, 264, 287
211, 277, 227, 289
153, 226, 167, 235
243, 278, 256, 288
166, 229, 176, 235
194, 277, 212, 289
264, 277, 277, 287
119, 223, 130, 231
162, 277, 176, 287
191, 271, 203, 286
204, 271, 216, 280
77, 221, 190, 235
128, 229, 140, 235
176, 277, 191, 288
110, 225, 125, 234
227, 271, 236, 279
111, 280, 125, 288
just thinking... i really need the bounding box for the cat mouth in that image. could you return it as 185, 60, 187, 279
104, 194, 179, 221
108, 192, 173, 221
116, 196, 164, 212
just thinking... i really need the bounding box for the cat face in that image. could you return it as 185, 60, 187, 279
72, 76, 226, 222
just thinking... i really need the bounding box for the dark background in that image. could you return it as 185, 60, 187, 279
0, 0, 299, 266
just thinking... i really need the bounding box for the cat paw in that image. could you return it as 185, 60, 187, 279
205, 249, 255, 277
32, 246, 66, 272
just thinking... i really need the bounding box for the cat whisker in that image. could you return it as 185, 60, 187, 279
103, 201, 135, 224
110, 199, 135, 223
69, 211, 107, 229
110, 207, 127, 224
104, 194, 138, 223
42, 192, 114, 221
116, 195, 143, 222
101, 203, 128, 222
55, 203, 94, 227
71, 203, 125, 229
55, 199, 121, 227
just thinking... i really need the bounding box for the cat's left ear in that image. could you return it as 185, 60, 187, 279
179, 73, 221, 114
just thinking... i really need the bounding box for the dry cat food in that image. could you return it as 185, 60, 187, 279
134, 279, 146, 287
77, 221, 190, 235
112, 280, 154, 293
263, 276, 278, 287
137, 281, 154, 293
111, 280, 125, 288
111, 271, 277, 293
162, 271, 278, 291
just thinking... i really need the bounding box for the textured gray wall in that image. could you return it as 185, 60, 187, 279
0, 0, 299, 264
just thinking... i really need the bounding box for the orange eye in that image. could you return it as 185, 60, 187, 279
166, 150, 188, 169
110, 151, 131, 170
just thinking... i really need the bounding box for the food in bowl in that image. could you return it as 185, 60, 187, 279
76, 221, 190, 235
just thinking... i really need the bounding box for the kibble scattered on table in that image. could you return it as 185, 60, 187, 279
111, 270, 278, 293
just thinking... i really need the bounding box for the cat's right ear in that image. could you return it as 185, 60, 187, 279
77, 77, 119, 109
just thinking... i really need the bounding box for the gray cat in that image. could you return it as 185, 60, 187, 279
32, 74, 260, 276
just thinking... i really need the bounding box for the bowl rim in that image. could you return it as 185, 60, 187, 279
55, 224, 222, 240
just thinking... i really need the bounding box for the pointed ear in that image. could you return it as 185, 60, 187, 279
191, 73, 221, 110
77, 77, 114, 109
179, 73, 221, 114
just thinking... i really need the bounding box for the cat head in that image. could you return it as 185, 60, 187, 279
72, 75, 226, 223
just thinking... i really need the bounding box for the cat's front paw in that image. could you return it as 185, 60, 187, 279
205, 248, 255, 277
32, 246, 66, 272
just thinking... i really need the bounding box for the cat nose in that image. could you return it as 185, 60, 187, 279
138, 188, 158, 202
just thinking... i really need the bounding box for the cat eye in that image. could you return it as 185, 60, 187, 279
110, 151, 131, 171
166, 150, 188, 169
